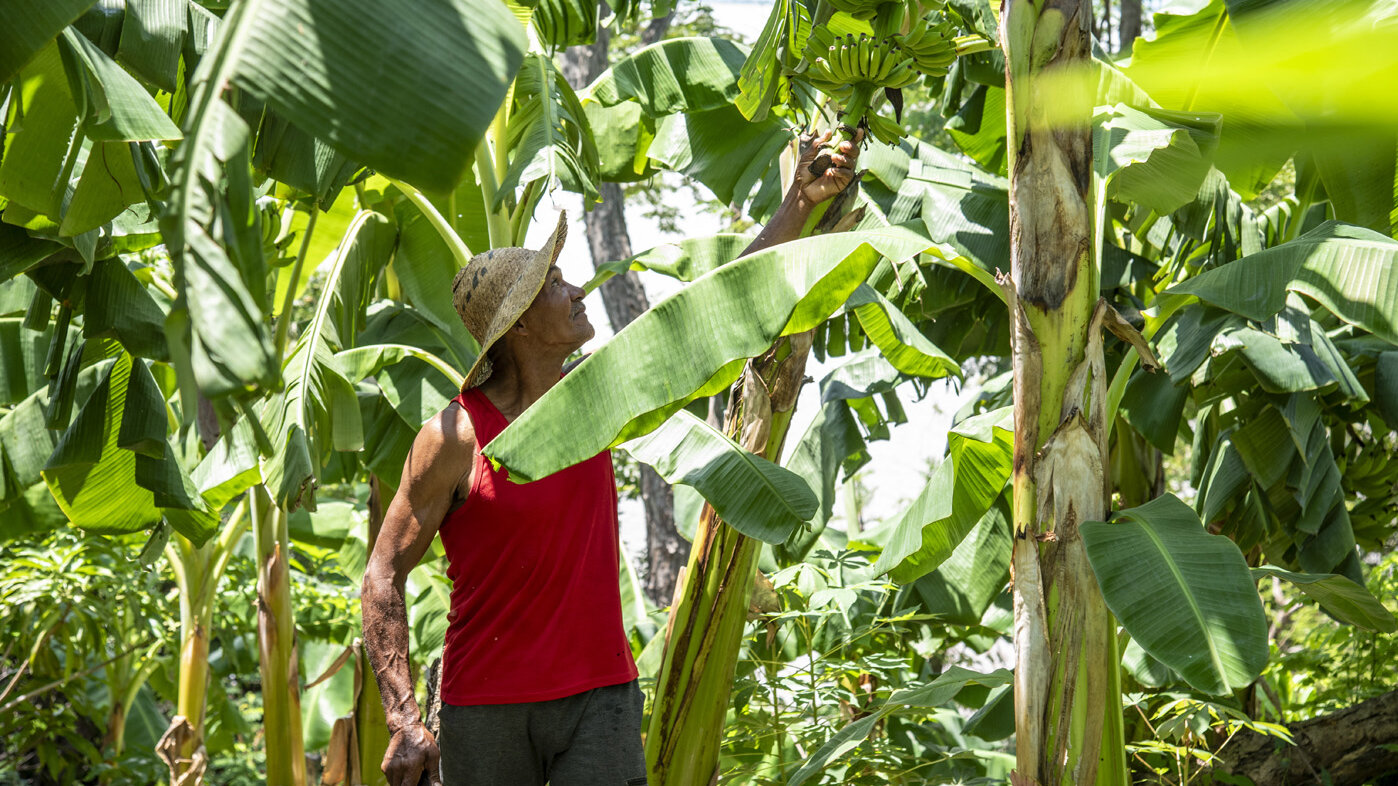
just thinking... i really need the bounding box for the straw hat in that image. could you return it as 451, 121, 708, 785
451, 212, 568, 389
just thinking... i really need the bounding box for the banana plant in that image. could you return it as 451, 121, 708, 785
779, 0, 1398, 781
2, 3, 524, 784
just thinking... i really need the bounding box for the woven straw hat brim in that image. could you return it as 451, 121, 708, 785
460, 212, 568, 390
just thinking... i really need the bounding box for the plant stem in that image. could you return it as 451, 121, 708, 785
646, 334, 816, 786
251, 485, 307, 786
477, 98, 515, 248
1002, 0, 1126, 781
386, 177, 474, 266
0, 638, 152, 714
274, 207, 319, 367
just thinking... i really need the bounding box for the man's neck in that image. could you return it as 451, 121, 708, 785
477, 355, 567, 422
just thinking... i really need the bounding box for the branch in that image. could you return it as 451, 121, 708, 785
1214, 689, 1398, 786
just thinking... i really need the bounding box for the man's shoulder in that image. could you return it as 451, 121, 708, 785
415, 399, 478, 459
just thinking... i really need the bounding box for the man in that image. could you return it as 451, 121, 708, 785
361, 131, 860, 786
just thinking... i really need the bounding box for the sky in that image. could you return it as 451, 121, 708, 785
520, 1, 981, 561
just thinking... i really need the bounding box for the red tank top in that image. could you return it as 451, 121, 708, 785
437, 388, 638, 705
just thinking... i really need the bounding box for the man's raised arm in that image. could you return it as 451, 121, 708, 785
742, 130, 863, 256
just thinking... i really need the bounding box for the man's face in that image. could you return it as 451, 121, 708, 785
515, 265, 594, 352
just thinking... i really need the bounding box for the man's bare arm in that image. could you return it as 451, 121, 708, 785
361, 405, 474, 786
742, 130, 862, 256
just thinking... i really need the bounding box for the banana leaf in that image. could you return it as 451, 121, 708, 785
227, 0, 525, 192
622, 409, 816, 544
1094, 103, 1220, 215
1166, 221, 1398, 345
587, 36, 747, 116
497, 52, 599, 208
0, 43, 83, 221
582, 233, 753, 293
0, 0, 98, 84
41, 353, 174, 536
777, 349, 902, 563
116, 0, 185, 92
873, 406, 1014, 583
913, 493, 1012, 626
1081, 493, 1269, 695
1252, 565, 1397, 633
57, 27, 182, 142
260, 211, 395, 511
483, 225, 938, 482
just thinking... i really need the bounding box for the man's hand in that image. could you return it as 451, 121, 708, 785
741, 127, 867, 256
382, 721, 442, 786
792, 129, 864, 209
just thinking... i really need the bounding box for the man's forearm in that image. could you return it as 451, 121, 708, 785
362, 576, 423, 734
742, 187, 814, 257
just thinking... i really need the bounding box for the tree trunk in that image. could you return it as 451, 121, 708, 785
252, 485, 307, 786
171, 540, 213, 786
1000, 0, 1128, 782
1118, 0, 1142, 54
158, 495, 251, 786
1216, 689, 1398, 786
640, 9, 676, 46
646, 333, 814, 786
563, 22, 686, 608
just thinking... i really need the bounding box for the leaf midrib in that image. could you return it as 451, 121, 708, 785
1137, 519, 1229, 689
291, 210, 377, 431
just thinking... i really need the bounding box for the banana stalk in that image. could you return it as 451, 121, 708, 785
251, 485, 308, 786
1000, 0, 1129, 782
160, 501, 250, 786
645, 163, 865, 784
645, 332, 814, 786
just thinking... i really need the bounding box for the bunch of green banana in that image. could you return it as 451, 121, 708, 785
801, 26, 924, 143
1344, 444, 1397, 500
531, 0, 596, 47
893, 14, 959, 77
804, 28, 923, 93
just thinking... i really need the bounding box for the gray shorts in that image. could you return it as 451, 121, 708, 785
437, 680, 648, 786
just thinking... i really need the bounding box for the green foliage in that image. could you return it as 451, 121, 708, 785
485, 226, 941, 482
1261, 551, 1398, 722
0, 529, 170, 783
2, 0, 1398, 783
720, 545, 1015, 785
1123, 694, 1294, 784
1082, 494, 1269, 696
624, 409, 818, 544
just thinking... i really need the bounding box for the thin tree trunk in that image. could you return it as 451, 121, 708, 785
252, 485, 307, 786
646, 333, 815, 786
1216, 689, 1398, 786
1000, 0, 1128, 782
640, 9, 676, 46
160, 501, 249, 786
563, 20, 686, 608
1100, 0, 1113, 52
1118, 0, 1142, 54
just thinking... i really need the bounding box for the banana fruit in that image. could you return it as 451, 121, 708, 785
795, 4, 992, 145
804, 31, 922, 92
893, 14, 960, 78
